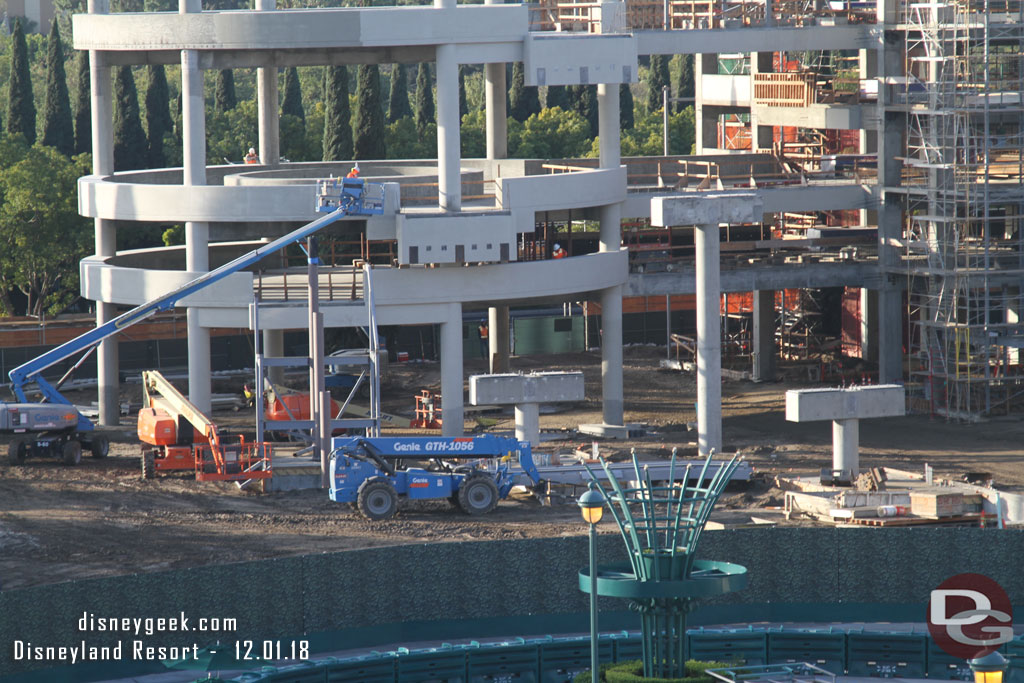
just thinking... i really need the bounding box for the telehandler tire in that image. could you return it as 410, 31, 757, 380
457, 472, 499, 516
357, 477, 398, 520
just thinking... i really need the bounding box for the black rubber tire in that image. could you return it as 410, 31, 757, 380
356, 477, 399, 520
142, 451, 156, 479
457, 472, 500, 516
63, 440, 82, 466
8, 438, 27, 465
89, 435, 109, 459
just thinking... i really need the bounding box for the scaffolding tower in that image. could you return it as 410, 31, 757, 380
899, 0, 1024, 419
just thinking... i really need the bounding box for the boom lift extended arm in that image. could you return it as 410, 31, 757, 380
8, 178, 385, 434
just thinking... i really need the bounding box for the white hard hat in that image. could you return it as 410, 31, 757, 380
553, 243, 561, 250
248, 147, 256, 154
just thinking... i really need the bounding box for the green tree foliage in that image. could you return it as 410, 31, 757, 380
323, 65, 353, 160
41, 21, 74, 156
6, 21, 35, 144
461, 109, 484, 158
113, 65, 148, 170
144, 65, 172, 168
508, 62, 540, 123
214, 69, 237, 113
458, 66, 468, 118
73, 51, 91, 155
646, 54, 671, 112
0, 146, 92, 316
206, 99, 258, 164
545, 85, 569, 111
511, 107, 589, 159
353, 64, 386, 160
610, 106, 695, 157
386, 117, 435, 159
413, 63, 434, 134
281, 66, 305, 121
673, 54, 694, 113
571, 84, 597, 137
387, 64, 411, 124
620, 83, 635, 131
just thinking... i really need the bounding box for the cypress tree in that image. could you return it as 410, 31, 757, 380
214, 69, 237, 112
323, 65, 353, 161
675, 54, 694, 113
574, 85, 598, 138
6, 21, 35, 144
74, 51, 91, 155
646, 54, 671, 112
353, 64, 385, 160
144, 64, 172, 168
281, 66, 305, 121
546, 85, 569, 111
41, 21, 74, 156
413, 63, 434, 134
620, 83, 634, 131
509, 62, 540, 122
112, 65, 148, 171
458, 66, 468, 118
387, 64, 411, 123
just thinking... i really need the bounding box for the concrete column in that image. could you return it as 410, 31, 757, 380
860, 288, 879, 362
256, 0, 279, 165
484, 0, 507, 161
752, 289, 776, 382
1008, 288, 1020, 366
488, 305, 510, 373
436, 42, 461, 212
749, 52, 774, 152
597, 82, 624, 427
695, 223, 722, 455
832, 418, 859, 477
875, 1, 904, 384
694, 54, 719, 154
88, 0, 119, 426
440, 306, 464, 436
263, 329, 285, 385
181, 32, 211, 413
515, 403, 540, 446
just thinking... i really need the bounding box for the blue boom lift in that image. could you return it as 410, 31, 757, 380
4, 178, 384, 467
329, 434, 544, 520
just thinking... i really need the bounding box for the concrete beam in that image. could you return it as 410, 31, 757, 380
786, 384, 905, 479
635, 25, 872, 55
627, 261, 884, 296
786, 384, 905, 422
651, 192, 764, 227
623, 182, 874, 219
469, 372, 584, 405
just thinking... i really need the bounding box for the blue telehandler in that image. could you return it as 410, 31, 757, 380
329, 434, 544, 520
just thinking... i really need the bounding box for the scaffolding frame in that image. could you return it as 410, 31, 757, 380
899, 0, 1024, 418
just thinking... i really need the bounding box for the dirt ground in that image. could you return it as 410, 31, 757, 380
2, 346, 1023, 591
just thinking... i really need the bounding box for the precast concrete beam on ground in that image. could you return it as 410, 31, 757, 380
468, 372, 584, 446
785, 384, 905, 480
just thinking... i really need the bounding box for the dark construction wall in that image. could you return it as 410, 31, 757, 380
2, 528, 1022, 679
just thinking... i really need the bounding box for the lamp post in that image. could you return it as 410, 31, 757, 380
970, 651, 1009, 683
579, 485, 606, 682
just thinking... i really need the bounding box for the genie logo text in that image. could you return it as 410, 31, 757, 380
928, 573, 1013, 660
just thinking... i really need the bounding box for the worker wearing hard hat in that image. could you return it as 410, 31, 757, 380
346, 164, 361, 179
244, 147, 259, 164
552, 243, 567, 259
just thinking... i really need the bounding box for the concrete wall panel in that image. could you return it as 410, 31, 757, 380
499, 167, 627, 213
80, 257, 253, 308
397, 212, 517, 265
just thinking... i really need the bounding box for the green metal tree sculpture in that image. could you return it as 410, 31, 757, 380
583, 448, 748, 679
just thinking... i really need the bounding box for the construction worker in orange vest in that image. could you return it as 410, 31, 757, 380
552, 243, 567, 259
244, 147, 258, 164
346, 164, 360, 179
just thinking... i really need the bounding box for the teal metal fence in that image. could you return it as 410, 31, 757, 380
231, 630, 1024, 683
